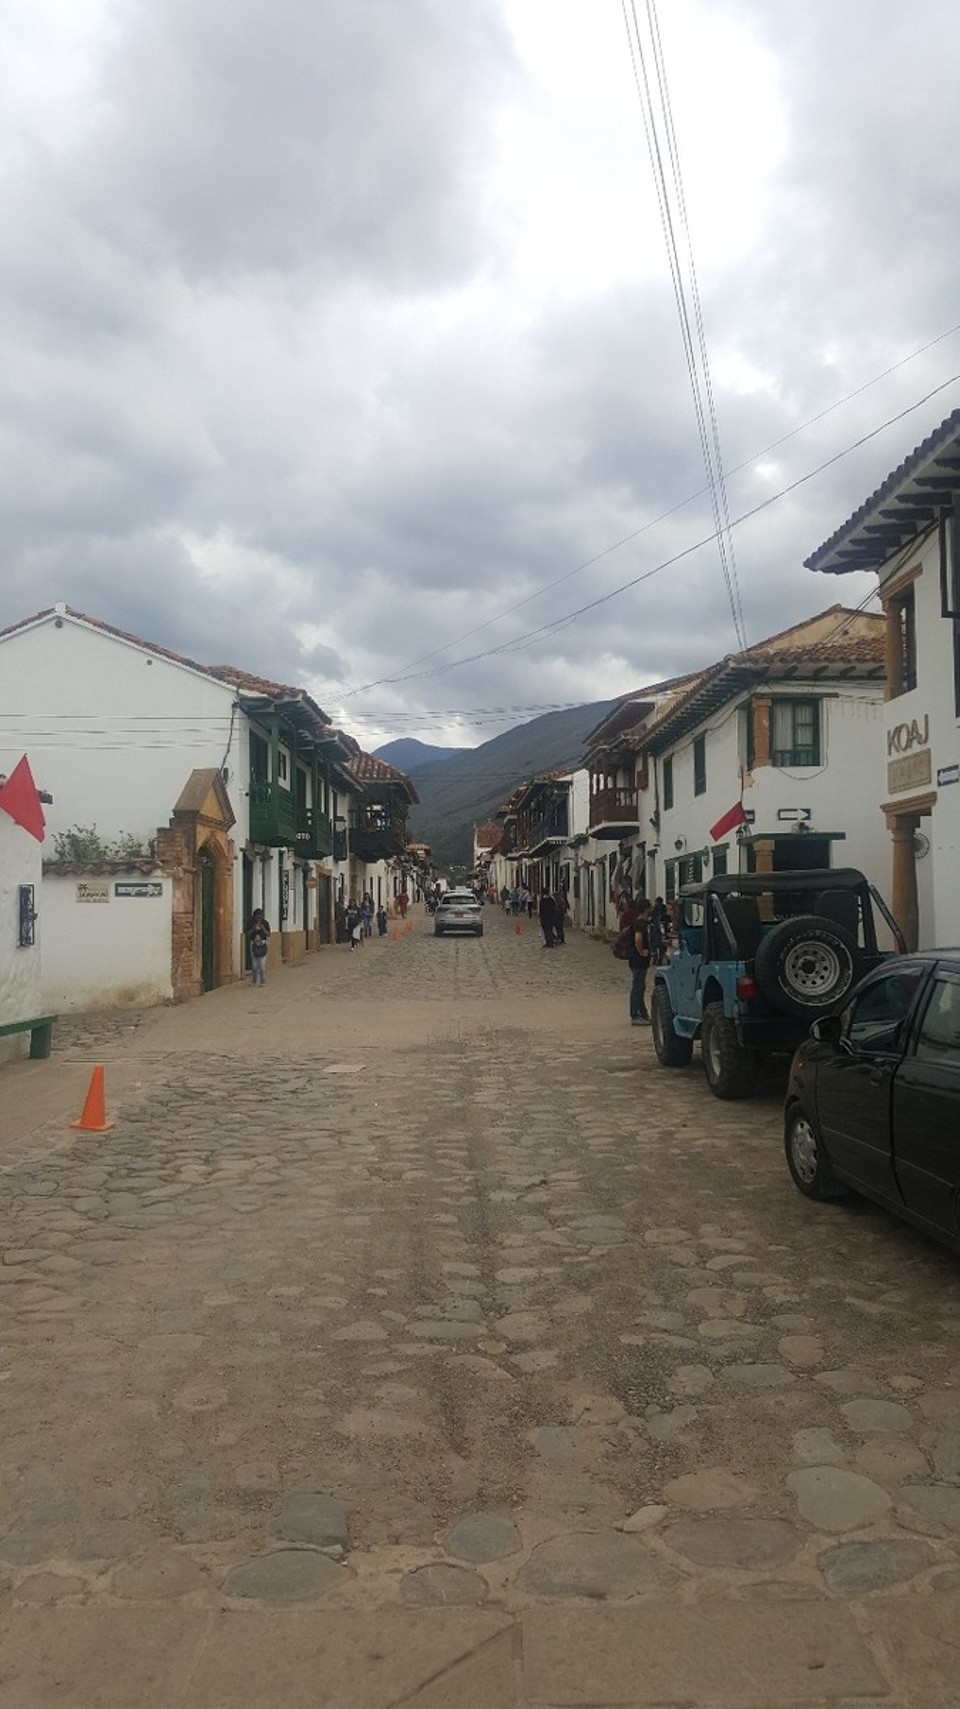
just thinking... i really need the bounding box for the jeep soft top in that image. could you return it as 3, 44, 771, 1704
652, 866, 905, 1099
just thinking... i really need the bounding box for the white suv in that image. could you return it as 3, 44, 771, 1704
434, 890, 483, 938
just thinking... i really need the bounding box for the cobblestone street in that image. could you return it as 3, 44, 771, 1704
2, 908, 959, 1705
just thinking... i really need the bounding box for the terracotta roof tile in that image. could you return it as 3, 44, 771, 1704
346, 752, 419, 804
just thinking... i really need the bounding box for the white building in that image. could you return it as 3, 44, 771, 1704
0, 605, 358, 1003
642, 608, 890, 907
806, 408, 960, 949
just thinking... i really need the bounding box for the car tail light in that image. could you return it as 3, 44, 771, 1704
736, 975, 758, 1000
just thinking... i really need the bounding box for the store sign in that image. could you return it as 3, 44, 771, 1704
115, 881, 163, 898
887, 750, 932, 793
76, 880, 110, 903
887, 715, 929, 756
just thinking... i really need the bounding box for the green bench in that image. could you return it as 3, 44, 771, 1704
0, 1015, 56, 1060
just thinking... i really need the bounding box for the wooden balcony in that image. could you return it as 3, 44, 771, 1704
249, 780, 331, 857
589, 785, 640, 840
528, 807, 571, 853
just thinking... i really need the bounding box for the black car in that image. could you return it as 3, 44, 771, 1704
784, 951, 960, 1250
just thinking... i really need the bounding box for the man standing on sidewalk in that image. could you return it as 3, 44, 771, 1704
628, 897, 654, 1024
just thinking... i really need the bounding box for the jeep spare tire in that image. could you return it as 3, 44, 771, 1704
754, 915, 858, 1017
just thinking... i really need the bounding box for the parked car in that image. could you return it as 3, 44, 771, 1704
652, 868, 905, 1100
784, 950, 960, 1251
434, 889, 483, 938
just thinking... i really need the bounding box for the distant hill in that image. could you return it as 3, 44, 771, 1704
405, 698, 617, 871
374, 738, 468, 772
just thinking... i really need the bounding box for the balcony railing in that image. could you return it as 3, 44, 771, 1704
349, 806, 407, 861
529, 808, 570, 851
589, 785, 639, 830
249, 779, 331, 857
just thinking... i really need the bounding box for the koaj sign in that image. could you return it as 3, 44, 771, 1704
887, 714, 930, 757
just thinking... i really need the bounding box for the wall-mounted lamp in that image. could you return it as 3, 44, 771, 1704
674, 836, 686, 852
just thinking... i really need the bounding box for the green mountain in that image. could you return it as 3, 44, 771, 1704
405, 698, 616, 871
374, 737, 468, 771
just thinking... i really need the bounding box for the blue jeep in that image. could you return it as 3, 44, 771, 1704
651, 867, 905, 1100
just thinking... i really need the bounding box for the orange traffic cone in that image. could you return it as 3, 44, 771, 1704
70, 1065, 114, 1132
403, 920, 413, 934
392, 927, 400, 941
514, 922, 522, 935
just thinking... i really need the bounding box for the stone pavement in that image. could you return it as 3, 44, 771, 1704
2, 908, 959, 1705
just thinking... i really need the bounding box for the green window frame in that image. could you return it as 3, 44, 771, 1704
771, 699, 821, 768
693, 734, 707, 796
662, 755, 674, 811
665, 861, 676, 902
712, 844, 728, 876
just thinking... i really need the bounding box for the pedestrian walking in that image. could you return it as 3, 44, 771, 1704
627, 898, 654, 1024
246, 908, 271, 986
554, 889, 568, 944
376, 905, 388, 937
360, 891, 375, 938
397, 888, 410, 919
345, 898, 362, 949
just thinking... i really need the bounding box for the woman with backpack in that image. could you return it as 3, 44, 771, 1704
247, 908, 271, 987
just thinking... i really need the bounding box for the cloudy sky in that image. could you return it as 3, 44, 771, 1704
3, 0, 959, 748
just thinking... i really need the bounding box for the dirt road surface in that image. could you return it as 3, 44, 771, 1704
2, 908, 958, 1705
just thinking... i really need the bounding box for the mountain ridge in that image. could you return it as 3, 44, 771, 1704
403, 697, 617, 870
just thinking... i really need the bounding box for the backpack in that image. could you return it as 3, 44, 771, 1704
611, 924, 634, 960
251, 932, 268, 958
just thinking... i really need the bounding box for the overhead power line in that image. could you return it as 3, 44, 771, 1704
344, 321, 960, 704
622, 0, 747, 652
366, 373, 960, 686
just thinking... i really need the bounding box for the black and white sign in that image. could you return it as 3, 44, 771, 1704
114, 881, 163, 898
936, 763, 960, 787
777, 807, 812, 822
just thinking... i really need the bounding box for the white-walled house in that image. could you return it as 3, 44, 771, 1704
642, 608, 890, 908
806, 408, 960, 949
0, 763, 46, 1064
0, 606, 355, 1004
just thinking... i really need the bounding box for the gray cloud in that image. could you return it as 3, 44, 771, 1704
0, 0, 958, 745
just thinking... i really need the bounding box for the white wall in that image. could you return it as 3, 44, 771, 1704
878, 534, 960, 947
0, 614, 246, 848
40, 870, 173, 1012
0, 815, 44, 1063
649, 683, 890, 901
0, 612, 251, 956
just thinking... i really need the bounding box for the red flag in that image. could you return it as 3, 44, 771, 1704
0, 755, 45, 842
708, 800, 748, 843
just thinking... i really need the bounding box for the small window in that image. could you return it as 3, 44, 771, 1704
712, 845, 728, 876
665, 862, 676, 902
663, 755, 674, 811
915, 978, 960, 1065
771, 700, 820, 768
845, 968, 924, 1055
887, 586, 917, 697
277, 748, 290, 786
693, 735, 707, 796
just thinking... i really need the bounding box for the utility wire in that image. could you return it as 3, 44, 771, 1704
623, 0, 746, 651
343, 320, 960, 701
370, 373, 960, 685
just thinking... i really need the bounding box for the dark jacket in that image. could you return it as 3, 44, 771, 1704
628, 916, 651, 971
